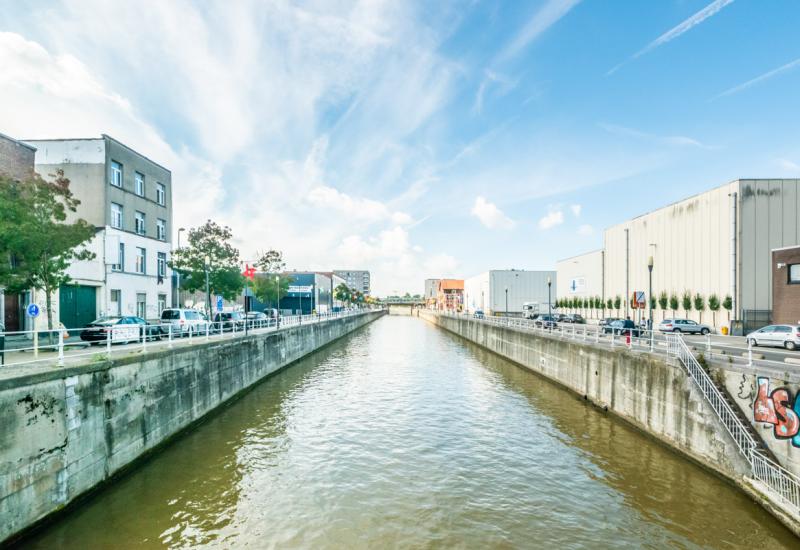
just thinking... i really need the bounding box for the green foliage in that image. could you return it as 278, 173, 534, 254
334, 283, 352, 304
169, 220, 244, 300
252, 274, 290, 307
669, 293, 679, 312
606, 298, 613, 310
583, 298, 589, 309
682, 291, 692, 312
649, 295, 656, 309
596, 295, 603, 309
693, 293, 705, 312
658, 291, 668, 310
255, 249, 285, 273
708, 294, 720, 311
0, 170, 96, 328
613, 295, 621, 310
722, 295, 733, 311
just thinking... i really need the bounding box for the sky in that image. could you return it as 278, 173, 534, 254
1, 0, 799, 296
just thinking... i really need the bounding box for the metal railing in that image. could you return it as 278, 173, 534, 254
0, 308, 383, 369
666, 333, 800, 517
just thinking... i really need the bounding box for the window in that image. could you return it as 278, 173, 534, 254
157, 252, 167, 278
156, 218, 166, 241
136, 293, 147, 319
156, 182, 165, 205
135, 172, 145, 196
790, 264, 800, 284
135, 247, 146, 274
113, 242, 125, 272
110, 161, 123, 187
135, 211, 146, 235
110, 289, 121, 316
775, 326, 792, 333
158, 294, 167, 314
111, 203, 123, 229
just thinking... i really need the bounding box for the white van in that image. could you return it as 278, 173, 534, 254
160, 308, 211, 336
522, 302, 539, 319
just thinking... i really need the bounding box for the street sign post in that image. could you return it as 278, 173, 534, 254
215, 295, 223, 313
26, 303, 40, 318
26, 303, 40, 357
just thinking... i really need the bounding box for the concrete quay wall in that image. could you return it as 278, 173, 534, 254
0, 311, 385, 544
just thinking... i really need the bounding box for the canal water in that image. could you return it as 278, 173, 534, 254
22, 316, 796, 548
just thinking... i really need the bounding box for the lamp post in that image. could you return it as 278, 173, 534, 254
275, 275, 281, 328
204, 255, 211, 321
648, 256, 654, 350
547, 276, 552, 323
176, 227, 185, 307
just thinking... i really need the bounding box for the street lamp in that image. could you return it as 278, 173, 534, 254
275, 275, 281, 328
204, 255, 211, 320
547, 276, 552, 324
648, 256, 654, 350
176, 227, 185, 307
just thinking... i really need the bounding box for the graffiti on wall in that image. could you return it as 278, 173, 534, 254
753, 377, 800, 447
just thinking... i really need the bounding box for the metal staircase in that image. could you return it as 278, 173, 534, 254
667, 334, 800, 517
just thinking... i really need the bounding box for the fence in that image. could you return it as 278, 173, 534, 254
0, 309, 382, 369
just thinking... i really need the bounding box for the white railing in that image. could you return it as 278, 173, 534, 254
666, 333, 800, 517
0, 308, 383, 369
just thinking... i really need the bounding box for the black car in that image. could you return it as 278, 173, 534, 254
562, 314, 586, 324
534, 314, 558, 329
80, 316, 162, 344
603, 319, 641, 337
213, 311, 246, 332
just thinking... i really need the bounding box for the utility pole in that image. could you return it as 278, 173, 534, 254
648, 256, 654, 351
204, 255, 211, 321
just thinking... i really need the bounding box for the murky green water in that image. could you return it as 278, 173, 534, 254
21, 316, 796, 548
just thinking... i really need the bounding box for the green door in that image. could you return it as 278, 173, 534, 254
59, 285, 98, 329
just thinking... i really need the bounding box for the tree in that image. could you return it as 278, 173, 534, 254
334, 283, 352, 304
649, 295, 657, 311
658, 291, 668, 320
693, 293, 706, 322
708, 294, 720, 326
0, 171, 96, 330
613, 295, 622, 316
169, 220, 245, 303
255, 249, 285, 273
606, 298, 613, 311
723, 295, 733, 322
252, 274, 290, 310
669, 293, 679, 317
682, 291, 692, 317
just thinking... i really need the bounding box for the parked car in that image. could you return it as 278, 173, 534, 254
562, 314, 586, 324
534, 314, 558, 329
746, 325, 800, 351
160, 308, 211, 336
604, 319, 641, 337
474, 309, 484, 319
658, 319, 710, 335
599, 317, 619, 327
81, 316, 162, 344
213, 311, 246, 332
246, 311, 269, 328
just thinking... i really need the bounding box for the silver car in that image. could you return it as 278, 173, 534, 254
658, 318, 711, 335
160, 308, 211, 336
746, 325, 800, 351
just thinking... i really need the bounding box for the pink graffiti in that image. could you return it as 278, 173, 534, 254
754, 377, 800, 442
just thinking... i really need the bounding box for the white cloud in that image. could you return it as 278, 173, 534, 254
471, 196, 515, 229
307, 186, 412, 226
777, 158, 800, 172
497, 0, 582, 63
538, 208, 564, 230
599, 123, 714, 149
570, 204, 582, 217
608, 0, 735, 75
577, 224, 594, 236
714, 57, 800, 99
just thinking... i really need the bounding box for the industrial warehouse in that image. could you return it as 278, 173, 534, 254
557, 179, 800, 333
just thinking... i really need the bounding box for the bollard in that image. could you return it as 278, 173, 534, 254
57, 331, 65, 367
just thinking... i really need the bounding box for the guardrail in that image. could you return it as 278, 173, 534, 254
0, 308, 383, 370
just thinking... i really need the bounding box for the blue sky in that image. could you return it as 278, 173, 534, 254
1, 0, 799, 295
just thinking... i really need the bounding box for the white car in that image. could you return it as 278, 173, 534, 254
658, 318, 711, 335
746, 325, 800, 351
160, 308, 211, 336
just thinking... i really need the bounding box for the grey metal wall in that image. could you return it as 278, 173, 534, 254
738, 179, 800, 313
489, 270, 556, 314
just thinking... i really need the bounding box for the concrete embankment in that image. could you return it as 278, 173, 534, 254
419, 310, 800, 535
0, 311, 385, 545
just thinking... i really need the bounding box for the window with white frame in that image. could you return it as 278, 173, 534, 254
790, 264, 800, 284
135, 172, 145, 196
111, 161, 123, 187
156, 218, 166, 241
158, 294, 167, 314
111, 202, 123, 229
136, 247, 146, 274
157, 252, 167, 277
113, 242, 125, 272
110, 289, 122, 316
135, 211, 146, 235
156, 182, 165, 205
136, 293, 147, 319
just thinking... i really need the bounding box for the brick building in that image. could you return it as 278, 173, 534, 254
772, 246, 800, 325
0, 132, 35, 181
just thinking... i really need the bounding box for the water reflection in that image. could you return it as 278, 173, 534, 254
21, 317, 796, 549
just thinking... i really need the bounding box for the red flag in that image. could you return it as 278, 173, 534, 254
242, 264, 256, 280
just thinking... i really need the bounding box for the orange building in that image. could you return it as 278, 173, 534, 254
437, 279, 464, 311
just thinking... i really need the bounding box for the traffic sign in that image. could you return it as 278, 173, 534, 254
26, 303, 40, 318
633, 291, 646, 309
215, 295, 223, 312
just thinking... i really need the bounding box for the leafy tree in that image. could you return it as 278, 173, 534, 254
669, 293, 679, 317
723, 295, 733, 321
708, 294, 720, 326
693, 293, 706, 322
658, 291, 668, 310
252, 274, 290, 310
334, 283, 352, 304
583, 298, 589, 310
169, 220, 244, 304
255, 249, 285, 273
613, 295, 621, 315
649, 295, 656, 310
606, 298, 613, 311
682, 291, 692, 317
0, 170, 96, 330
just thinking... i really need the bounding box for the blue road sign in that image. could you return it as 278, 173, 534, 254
216, 295, 223, 312
26, 303, 40, 318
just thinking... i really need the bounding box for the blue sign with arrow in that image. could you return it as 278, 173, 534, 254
26, 303, 40, 318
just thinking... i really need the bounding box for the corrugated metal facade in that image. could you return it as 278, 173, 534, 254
556, 250, 603, 300
465, 270, 556, 314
